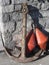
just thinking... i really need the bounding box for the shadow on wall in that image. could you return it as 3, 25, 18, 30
27, 5, 49, 58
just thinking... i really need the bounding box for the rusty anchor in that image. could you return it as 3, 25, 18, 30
2, 3, 48, 63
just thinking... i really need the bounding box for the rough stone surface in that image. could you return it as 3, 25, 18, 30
14, 4, 22, 11
4, 20, 16, 33
2, 0, 11, 5
12, 12, 22, 21
0, 0, 2, 5
0, 0, 49, 50
12, 0, 27, 4
3, 30, 16, 49
2, 13, 10, 23
41, 3, 49, 10
40, 10, 49, 17
0, 52, 49, 65
2, 5, 14, 13
0, 32, 4, 50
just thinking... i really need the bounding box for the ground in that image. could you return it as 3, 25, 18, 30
0, 51, 49, 65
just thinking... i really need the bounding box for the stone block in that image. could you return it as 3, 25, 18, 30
12, 12, 22, 21
14, 4, 21, 11
4, 20, 16, 33
2, 13, 10, 23
2, 5, 14, 13
2, 0, 11, 5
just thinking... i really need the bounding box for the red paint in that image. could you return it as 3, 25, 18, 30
26, 29, 36, 51
36, 28, 48, 50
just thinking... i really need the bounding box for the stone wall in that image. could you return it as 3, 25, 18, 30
0, 0, 49, 50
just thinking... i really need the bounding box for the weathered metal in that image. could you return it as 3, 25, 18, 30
36, 28, 48, 50
26, 29, 36, 51
21, 3, 28, 58
3, 3, 43, 63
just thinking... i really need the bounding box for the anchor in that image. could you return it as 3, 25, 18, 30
3, 3, 48, 63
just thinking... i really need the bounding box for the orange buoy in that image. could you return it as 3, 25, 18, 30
36, 28, 48, 50
26, 29, 36, 51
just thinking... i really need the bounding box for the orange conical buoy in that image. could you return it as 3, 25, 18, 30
36, 28, 48, 50
26, 29, 36, 51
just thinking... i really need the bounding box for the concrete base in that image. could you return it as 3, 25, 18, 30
0, 52, 49, 65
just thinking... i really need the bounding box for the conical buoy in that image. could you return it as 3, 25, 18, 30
36, 28, 48, 50
26, 29, 36, 51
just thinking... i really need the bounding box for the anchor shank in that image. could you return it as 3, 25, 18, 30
21, 3, 28, 58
